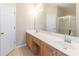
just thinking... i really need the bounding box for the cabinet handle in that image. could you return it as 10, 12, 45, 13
1, 32, 4, 35
0, 32, 5, 36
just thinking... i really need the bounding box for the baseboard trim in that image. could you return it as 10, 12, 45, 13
6, 49, 15, 56
16, 44, 27, 48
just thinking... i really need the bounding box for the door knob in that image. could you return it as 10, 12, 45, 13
0, 32, 5, 35
0, 32, 5, 37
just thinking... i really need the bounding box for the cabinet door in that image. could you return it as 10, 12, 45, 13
28, 35, 33, 49
41, 42, 56, 56
33, 37, 41, 46
56, 50, 65, 56
26, 33, 33, 49
32, 37, 42, 55
26, 33, 29, 46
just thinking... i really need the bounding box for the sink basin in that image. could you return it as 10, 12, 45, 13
52, 41, 79, 50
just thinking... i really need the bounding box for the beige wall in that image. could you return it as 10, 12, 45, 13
16, 4, 33, 46
64, 4, 76, 16
57, 4, 76, 17
44, 4, 57, 14
16, 4, 46, 46
57, 7, 65, 17
76, 4, 79, 36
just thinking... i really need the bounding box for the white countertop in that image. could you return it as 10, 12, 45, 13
26, 30, 79, 56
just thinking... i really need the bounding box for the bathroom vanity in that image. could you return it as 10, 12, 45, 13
26, 30, 79, 56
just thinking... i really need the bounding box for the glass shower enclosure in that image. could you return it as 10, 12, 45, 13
57, 16, 76, 36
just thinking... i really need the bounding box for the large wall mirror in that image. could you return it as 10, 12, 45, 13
35, 3, 78, 37
45, 3, 77, 37
38, 3, 77, 37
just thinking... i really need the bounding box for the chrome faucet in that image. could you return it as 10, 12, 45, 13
64, 34, 71, 43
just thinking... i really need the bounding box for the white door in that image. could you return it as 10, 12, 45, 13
0, 4, 16, 56
46, 13, 56, 32
0, 8, 1, 55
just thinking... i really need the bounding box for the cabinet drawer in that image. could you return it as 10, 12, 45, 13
41, 41, 56, 56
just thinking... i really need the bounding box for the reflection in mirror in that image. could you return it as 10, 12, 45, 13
56, 3, 76, 36
44, 3, 76, 37
58, 16, 76, 36
35, 3, 77, 37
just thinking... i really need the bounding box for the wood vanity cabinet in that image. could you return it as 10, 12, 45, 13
26, 33, 66, 56
31, 37, 41, 55
56, 50, 66, 56
26, 33, 33, 50
40, 42, 56, 56
26, 33, 41, 55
